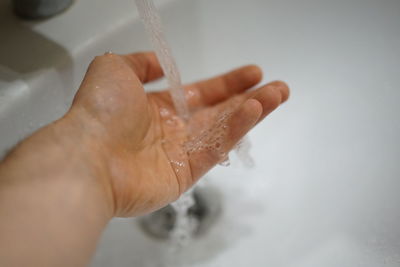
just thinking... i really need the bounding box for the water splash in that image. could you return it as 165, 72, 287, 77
169, 190, 198, 249
235, 137, 254, 168
184, 111, 231, 156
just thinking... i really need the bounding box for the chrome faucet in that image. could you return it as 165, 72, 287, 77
13, 0, 73, 19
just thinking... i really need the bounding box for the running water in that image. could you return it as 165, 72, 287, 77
135, 0, 254, 249
134, 0, 190, 121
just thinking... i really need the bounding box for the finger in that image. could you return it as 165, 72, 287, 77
185, 65, 262, 109
208, 80, 290, 124
121, 51, 164, 83
187, 99, 262, 180
250, 81, 290, 123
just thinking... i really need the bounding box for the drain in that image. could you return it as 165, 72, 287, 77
140, 185, 222, 239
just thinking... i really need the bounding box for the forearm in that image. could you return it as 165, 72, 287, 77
0, 114, 113, 267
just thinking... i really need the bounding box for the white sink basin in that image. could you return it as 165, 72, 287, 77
1, 0, 400, 266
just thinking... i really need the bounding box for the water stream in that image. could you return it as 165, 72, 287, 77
135, 0, 254, 250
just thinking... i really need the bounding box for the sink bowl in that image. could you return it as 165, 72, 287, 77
1, 0, 400, 266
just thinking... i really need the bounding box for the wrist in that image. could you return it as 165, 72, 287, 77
0, 109, 115, 220
0, 112, 114, 266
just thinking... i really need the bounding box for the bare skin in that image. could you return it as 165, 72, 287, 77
0, 52, 289, 266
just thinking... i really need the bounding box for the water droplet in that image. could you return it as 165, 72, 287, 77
159, 108, 170, 117
218, 156, 230, 167
165, 119, 176, 126
185, 89, 196, 100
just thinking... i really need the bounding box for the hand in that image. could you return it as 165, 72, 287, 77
68, 52, 289, 217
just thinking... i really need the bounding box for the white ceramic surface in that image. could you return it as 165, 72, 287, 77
1, 0, 399, 266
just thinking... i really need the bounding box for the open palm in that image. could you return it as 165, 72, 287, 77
70, 52, 289, 217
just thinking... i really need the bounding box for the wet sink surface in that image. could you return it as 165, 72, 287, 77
1, 0, 400, 266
